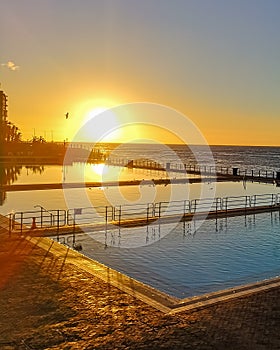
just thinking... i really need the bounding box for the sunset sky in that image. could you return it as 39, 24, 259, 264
0, 0, 280, 146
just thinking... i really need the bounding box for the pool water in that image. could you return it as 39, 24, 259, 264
67, 211, 280, 298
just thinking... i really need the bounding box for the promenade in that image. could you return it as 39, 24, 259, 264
0, 214, 280, 349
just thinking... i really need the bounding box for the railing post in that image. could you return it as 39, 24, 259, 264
20, 212, 23, 234
8, 213, 12, 237
12, 213, 15, 231
188, 200, 191, 213
61, 210, 65, 226
40, 207, 43, 228
158, 202, 161, 220
66, 210, 69, 225
223, 197, 228, 213
119, 205, 121, 225
183, 200, 186, 216
57, 210, 60, 232
152, 203, 156, 217
73, 212, 76, 233
192, 199, 196, 213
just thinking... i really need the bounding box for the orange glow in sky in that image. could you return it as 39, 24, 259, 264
1, 1, 280, 146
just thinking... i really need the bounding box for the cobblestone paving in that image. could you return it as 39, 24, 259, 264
0, 232, 279, 349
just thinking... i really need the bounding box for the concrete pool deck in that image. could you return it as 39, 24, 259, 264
0, 215, 280, 349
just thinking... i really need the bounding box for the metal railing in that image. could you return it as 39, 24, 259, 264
106, 156, 279, 180
67, 206, 114, 226
12, 208, 66, 233
8, 192, 280, 235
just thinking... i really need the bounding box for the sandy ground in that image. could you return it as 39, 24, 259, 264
0, 229, 280, 350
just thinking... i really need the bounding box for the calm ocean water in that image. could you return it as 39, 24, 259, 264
96, 143, 280, 172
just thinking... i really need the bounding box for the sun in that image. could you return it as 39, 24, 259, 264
81, 106, 122, 142
83, 106, 110, 123
78, 105, 185, 143
65, 100, 191, 144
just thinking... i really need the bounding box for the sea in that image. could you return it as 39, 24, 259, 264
78, 143, 280, 172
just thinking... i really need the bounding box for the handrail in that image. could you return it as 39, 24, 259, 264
10, 192, 280, 234
12, 208, 66, 232
34, 205, 54, 227
106, 157, 279, 179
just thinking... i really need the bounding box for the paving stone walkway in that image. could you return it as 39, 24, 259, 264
0, 218, 279, 349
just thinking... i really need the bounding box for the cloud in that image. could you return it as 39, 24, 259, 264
1, 61, 20, 71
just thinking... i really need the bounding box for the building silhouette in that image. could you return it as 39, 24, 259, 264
0, 90, 8, 143
0, 89, 21, 145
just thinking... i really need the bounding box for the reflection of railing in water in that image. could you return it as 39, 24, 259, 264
9, 193, 280, 236
77, 211, 277, 249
